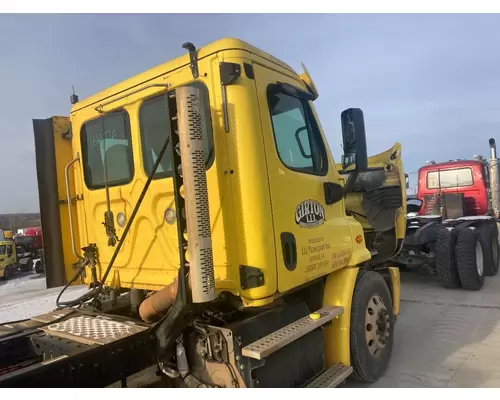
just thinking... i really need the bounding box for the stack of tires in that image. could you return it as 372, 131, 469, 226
435, 220, 499, 290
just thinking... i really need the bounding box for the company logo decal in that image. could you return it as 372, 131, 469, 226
295, 200, 325, 228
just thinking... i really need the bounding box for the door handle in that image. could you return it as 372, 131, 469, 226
280, 232, 297, 271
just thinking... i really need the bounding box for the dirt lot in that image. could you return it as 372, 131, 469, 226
2, 270, 500, 387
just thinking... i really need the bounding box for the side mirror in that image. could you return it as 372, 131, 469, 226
340, 108, 368, 171
405, 173, 410, 189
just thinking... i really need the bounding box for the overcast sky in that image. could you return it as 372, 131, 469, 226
0, 13, 499, 213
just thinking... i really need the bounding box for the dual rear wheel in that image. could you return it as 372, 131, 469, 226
435, 221, 499, 290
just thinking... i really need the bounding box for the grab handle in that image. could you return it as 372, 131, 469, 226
65, 154, 83, 260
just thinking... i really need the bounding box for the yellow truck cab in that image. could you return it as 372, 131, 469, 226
0, 231, 16, 280
0, 38, 406, 388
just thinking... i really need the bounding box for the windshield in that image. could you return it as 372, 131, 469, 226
0, 245, 6, 255
15, 236, 35, 246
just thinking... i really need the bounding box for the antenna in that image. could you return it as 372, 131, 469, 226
70, 86, 79, 105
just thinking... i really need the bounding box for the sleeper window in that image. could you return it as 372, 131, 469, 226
81, 111, 134, 189
139, 84, 215, 179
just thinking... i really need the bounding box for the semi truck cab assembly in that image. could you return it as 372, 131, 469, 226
394, 139, 500, 290
0, 38, 406, 388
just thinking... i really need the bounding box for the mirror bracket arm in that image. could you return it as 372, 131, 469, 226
342, 171, 359, 198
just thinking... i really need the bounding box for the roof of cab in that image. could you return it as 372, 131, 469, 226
418, 159, 486, 173
72, 37, 298, 112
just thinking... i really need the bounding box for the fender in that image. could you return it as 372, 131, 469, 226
388, 266, 400, 317
322, 265, 400, 368
322, 266, 359, 367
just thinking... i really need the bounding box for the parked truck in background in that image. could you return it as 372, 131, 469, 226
0, 232, 16, 280
0, 38, 407, 388
0, 230, 37, 280
393, 139, 500, 290
14, 227, 44, 273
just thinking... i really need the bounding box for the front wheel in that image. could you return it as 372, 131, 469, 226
349, 270, 394, 383
2, 265, 12, 280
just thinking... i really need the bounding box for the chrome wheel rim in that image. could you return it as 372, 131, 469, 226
476, 241, 484, 276
365, 295, 390, 357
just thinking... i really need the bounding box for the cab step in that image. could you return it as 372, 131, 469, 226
306, 364, 353, 388
241, 305, 343, 360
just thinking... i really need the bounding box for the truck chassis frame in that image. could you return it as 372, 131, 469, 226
392, 212, 499, 289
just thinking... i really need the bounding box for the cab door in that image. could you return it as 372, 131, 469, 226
253, 63, 354, 293
6, 243, 15, 266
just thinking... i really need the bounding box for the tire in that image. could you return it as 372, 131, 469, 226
22, 258, 34, 273
349, 270, 394, 383
435, 227, 461, 288
2, 265, 11, 280
34, 260, 42, 273
455, 227, 485, 290
477, 222, 499, 277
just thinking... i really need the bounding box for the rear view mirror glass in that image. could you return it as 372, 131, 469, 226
341, 108, 368, 171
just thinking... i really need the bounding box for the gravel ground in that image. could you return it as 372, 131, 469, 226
2, 269, 500, 387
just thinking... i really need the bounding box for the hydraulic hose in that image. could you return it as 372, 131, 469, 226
55, 259, 95, 309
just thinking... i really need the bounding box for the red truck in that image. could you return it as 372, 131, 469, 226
394, 138, 500, 290
14, 227, 44, 273
417, 159, 490, 216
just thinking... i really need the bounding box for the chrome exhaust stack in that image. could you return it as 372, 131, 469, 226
489, 138, 500, 218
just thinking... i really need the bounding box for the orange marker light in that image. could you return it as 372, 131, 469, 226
356, 235, 363, 243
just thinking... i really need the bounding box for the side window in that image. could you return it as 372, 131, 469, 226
6, 245, 12, 257
81, 110, 134, 190
139, 83, 214, 179
268, 88, 327, 175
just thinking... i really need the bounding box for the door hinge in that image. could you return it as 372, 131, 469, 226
59, 194, 83, 204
